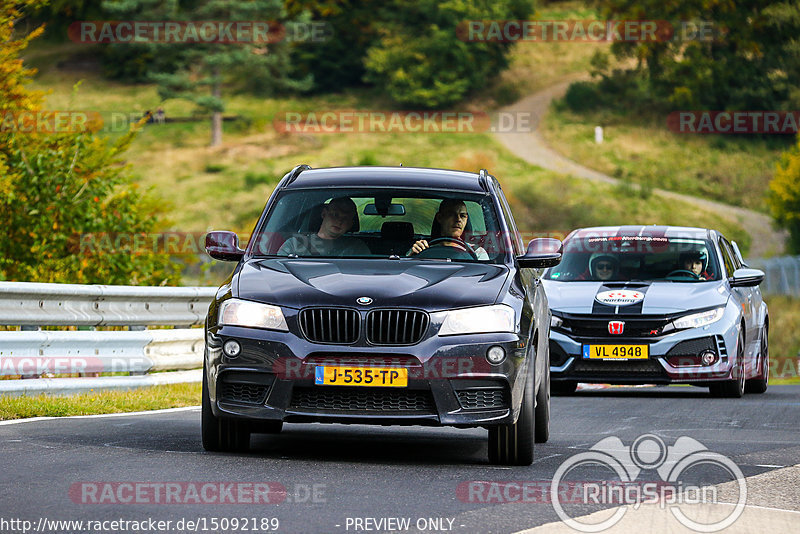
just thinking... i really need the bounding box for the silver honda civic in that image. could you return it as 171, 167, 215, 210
542, 226, 769, 398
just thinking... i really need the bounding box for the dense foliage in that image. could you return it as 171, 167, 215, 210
94, 0, 532, 109
570, 0, 800, 113
0, 1, 181, 284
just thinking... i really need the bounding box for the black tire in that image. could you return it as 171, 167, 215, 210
534, 366, 550, 444
710, 332, 746, 398
201, 364, 222, 452
488, 364, 535, 465
201, 364, 251, 452
745, 327, 769, 394
551, 380, 578, 396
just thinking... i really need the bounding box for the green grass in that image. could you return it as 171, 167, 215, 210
540, 93, 790, 215
0, 382, 200, 420
765, 296, 800, 379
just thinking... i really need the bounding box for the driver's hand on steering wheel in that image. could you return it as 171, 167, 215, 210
409, 240, 429, 255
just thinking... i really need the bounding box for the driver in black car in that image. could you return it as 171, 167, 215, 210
407, 199, 489, 260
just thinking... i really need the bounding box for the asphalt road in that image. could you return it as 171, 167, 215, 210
2, 385, 799, 534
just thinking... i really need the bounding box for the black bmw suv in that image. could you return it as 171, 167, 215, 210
202, 165, 561, 465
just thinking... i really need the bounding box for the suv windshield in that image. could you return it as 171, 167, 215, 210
544, 235, 720, 282
249, 188, 506, 263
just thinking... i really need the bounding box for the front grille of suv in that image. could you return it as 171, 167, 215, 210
299, 308, 360, 344
366, 309, 428, 345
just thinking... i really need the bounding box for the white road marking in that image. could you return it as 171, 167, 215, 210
0, 406, 200, 426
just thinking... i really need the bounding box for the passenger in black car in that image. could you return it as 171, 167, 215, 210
278, 196, 370, 256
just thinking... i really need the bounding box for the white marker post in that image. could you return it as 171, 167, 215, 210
595, 126, 603, 144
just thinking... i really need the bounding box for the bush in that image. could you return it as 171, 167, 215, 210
564, 82, 601, 112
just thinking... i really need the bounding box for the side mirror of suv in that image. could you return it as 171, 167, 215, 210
206, 231, 245, 261
517, 238, 562, 269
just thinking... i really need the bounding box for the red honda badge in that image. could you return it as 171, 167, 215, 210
608, 321, 625, 335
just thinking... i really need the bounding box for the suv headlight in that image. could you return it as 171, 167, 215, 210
551, 315, 563, 329
433, 305, 515, 336
672, 307, 725, 330
218, 299, 288, 331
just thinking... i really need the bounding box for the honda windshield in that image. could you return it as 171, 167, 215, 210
544, 235, 721, 282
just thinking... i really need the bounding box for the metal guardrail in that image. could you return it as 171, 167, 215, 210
750, 256, 800, 296
0, 282, 216, 326
0, 282, 215, 396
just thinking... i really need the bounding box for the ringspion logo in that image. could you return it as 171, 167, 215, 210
551, 434, 746, 532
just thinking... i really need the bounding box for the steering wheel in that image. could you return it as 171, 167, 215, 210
416, 237, 479, 260
666, 269, 701, 280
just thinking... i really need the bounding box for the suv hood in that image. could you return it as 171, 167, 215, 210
236, 259, 510, 311
543, 280, 728, 315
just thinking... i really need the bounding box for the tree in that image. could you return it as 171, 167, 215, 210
285, 0, 379, 91
769, 135, 800, 254
102, 0, 311, 146
591, 0, 800, 111
363, 0, 533, 108
0, 1, 181, 285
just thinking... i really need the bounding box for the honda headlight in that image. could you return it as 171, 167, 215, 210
434, 305, 515, 336
218, 299, 288, 331
551, 315, 563, 329
672, 307, 725, 330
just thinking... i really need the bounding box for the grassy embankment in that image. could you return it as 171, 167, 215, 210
0, 383, 200, 420
542, 105, 791, 215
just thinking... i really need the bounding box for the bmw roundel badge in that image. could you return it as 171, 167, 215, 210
356, 297, 373, 305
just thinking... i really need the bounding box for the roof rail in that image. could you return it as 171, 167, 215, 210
284, 164, 311, 187
478, 169, 490, 192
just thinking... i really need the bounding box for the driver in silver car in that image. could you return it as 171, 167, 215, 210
678, 249, 710, 280
407, 199, 489, 260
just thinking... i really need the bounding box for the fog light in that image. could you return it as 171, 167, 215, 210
223, 340, 241, 358
700, 350, 717, 366
487, 346, 506, 365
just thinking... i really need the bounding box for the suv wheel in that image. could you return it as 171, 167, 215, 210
710, 332, 746, 398
488, 366, 534, 465
202, 364, 251, 452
